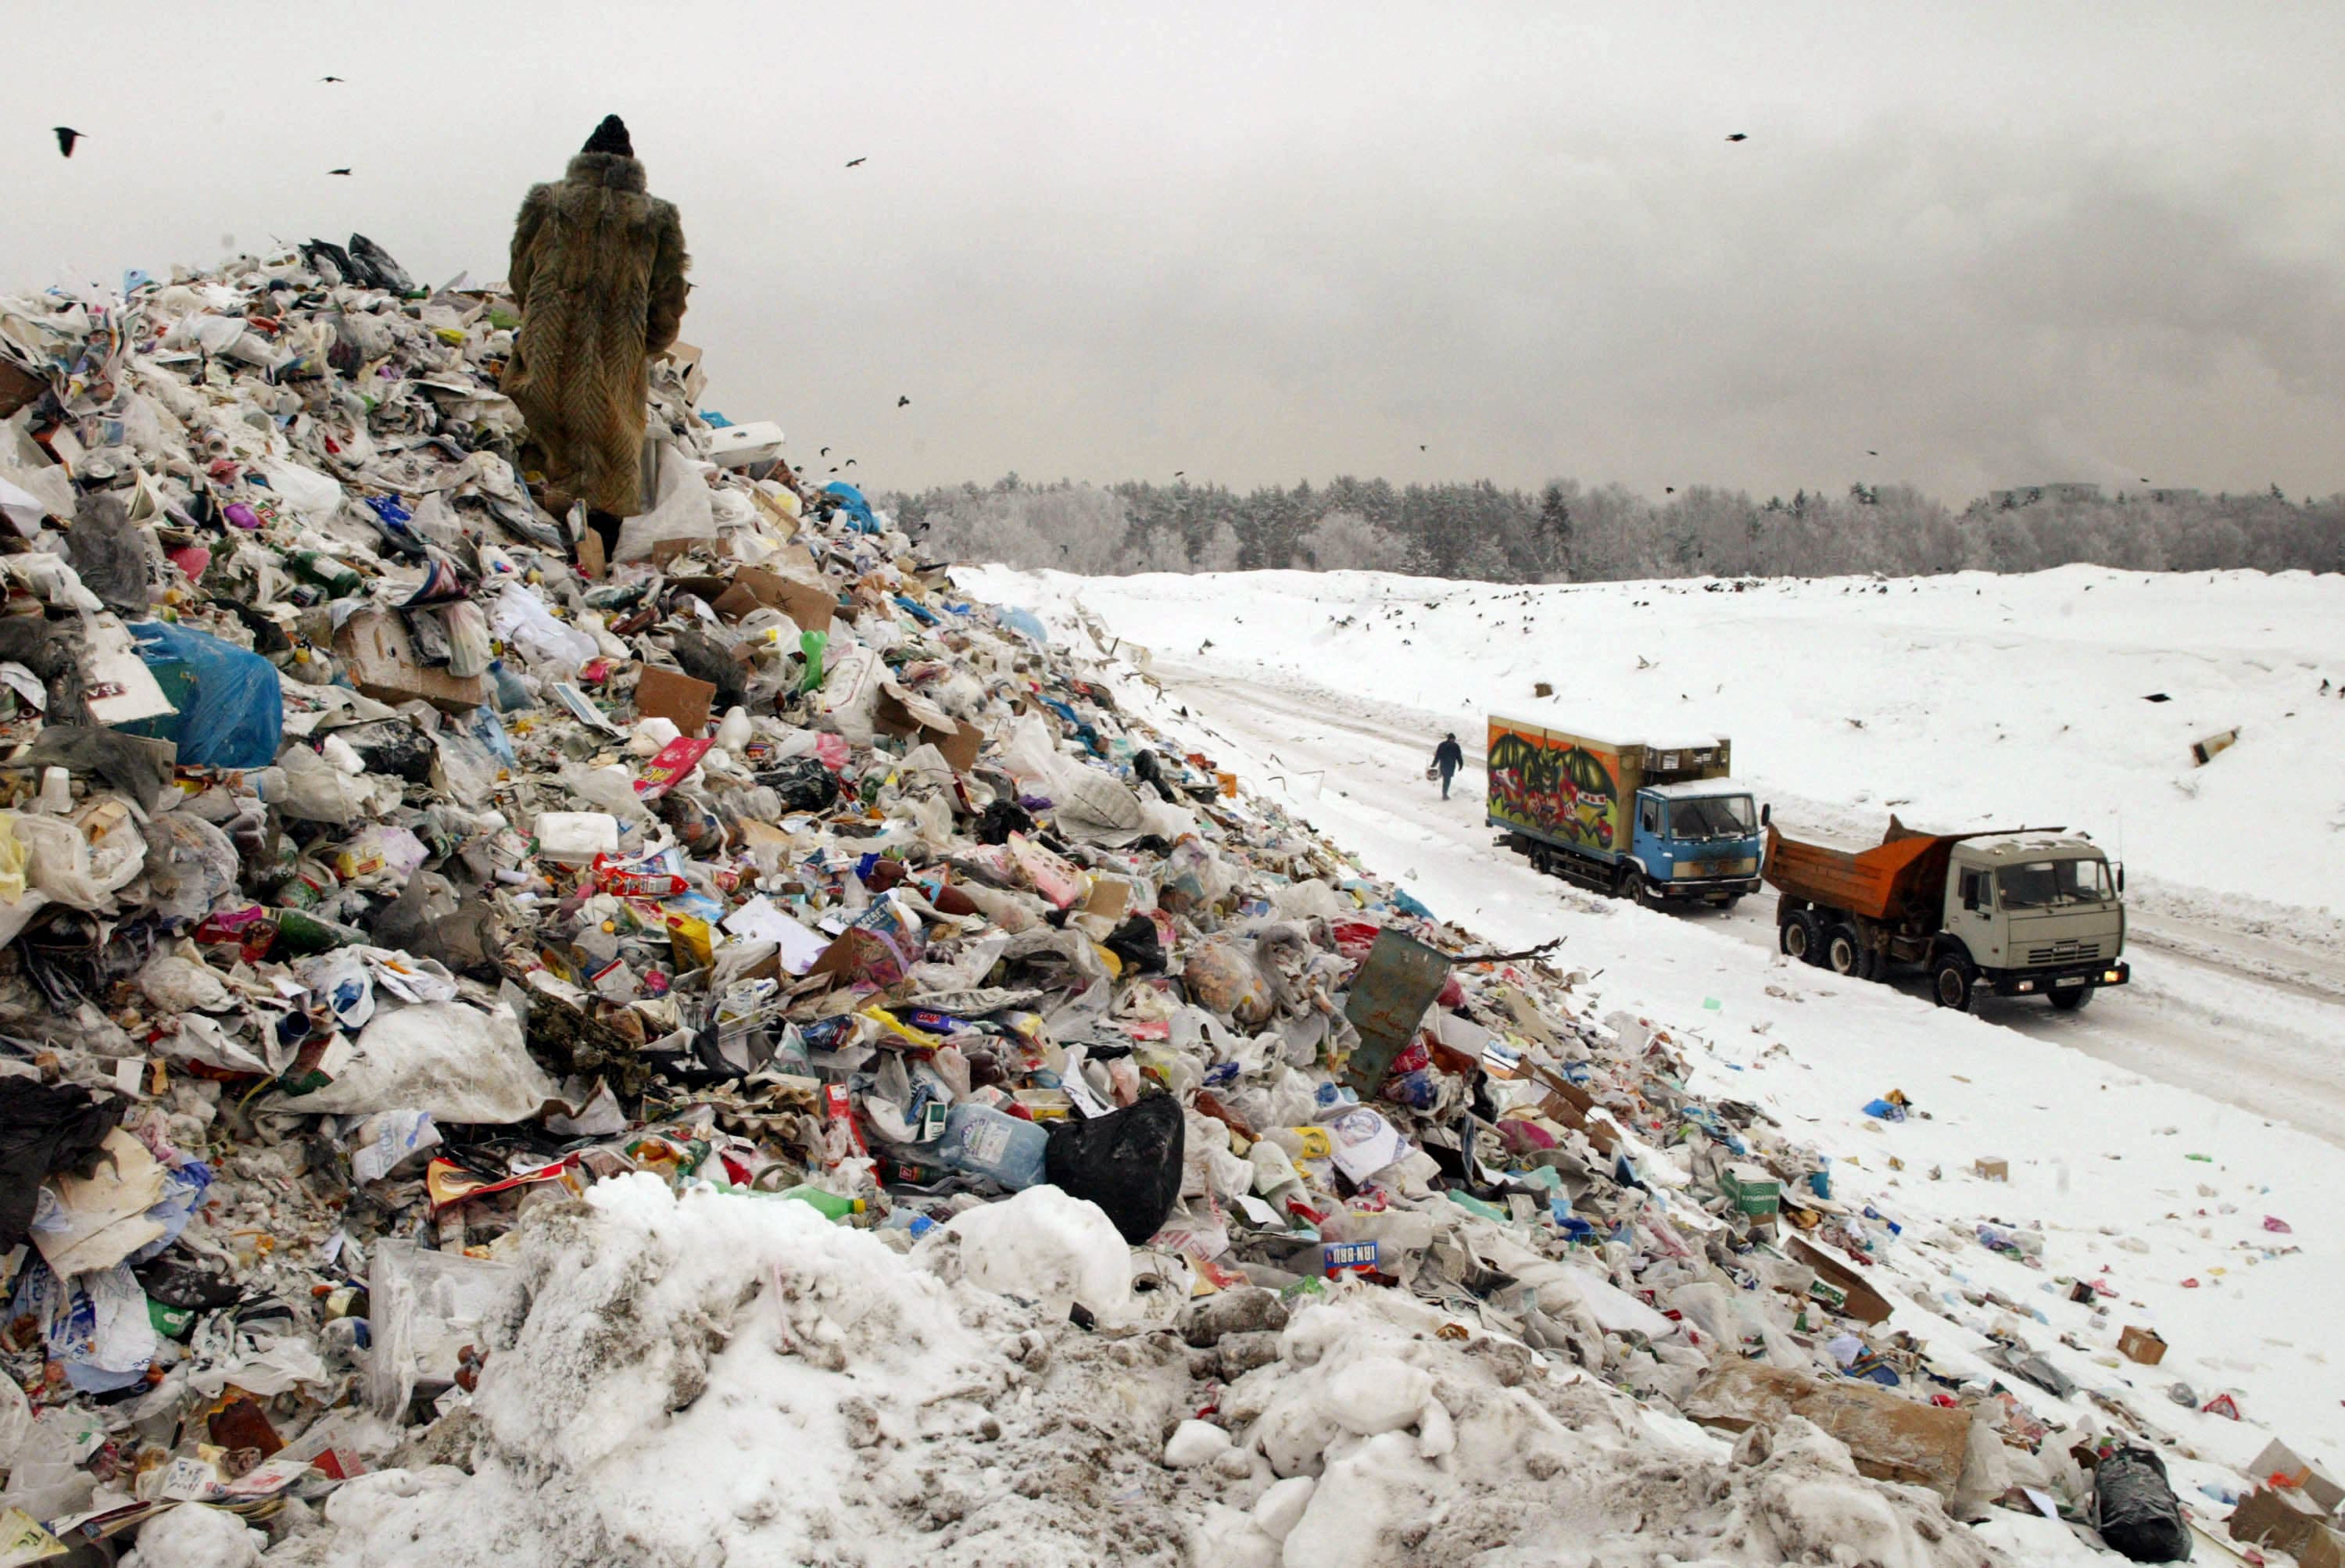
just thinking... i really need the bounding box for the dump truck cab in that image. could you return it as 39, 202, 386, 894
1628, 780, 1767, 905
1935, 834, 2128, 1009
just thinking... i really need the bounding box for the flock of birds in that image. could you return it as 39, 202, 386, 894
47, 115, 1881, 492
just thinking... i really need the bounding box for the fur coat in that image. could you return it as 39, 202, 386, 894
505, 150, 689, 516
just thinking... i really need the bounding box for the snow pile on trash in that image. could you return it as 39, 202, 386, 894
0, 240, 2315, 1565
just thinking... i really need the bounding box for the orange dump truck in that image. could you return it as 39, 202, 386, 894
1765, 817, 2129, 1011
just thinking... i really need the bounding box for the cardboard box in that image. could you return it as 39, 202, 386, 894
333, 609, 485, 713
0, 358, 44, 418
633, 666, 716, 736
2250, 1438, 2344, 1516
1684, 1360, 1970, 1498
658, 341, 707, 404
1974, 1156, 2009, 1182
2116, 1325, 2168, 1366
1720, 1162, 1782, 1217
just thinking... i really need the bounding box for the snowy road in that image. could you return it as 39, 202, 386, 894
1151, 658, 2345, 1144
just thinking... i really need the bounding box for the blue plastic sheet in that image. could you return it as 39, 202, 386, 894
127, 621, 284, 769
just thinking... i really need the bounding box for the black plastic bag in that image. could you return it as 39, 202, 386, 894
67, 492, 158, 616
2096, 1445, 2192, 1562
1044, 1094, 1184, 1244
760, 756, 839, 812
0, 1080, 122, 1250
976, 799, 1034, 846
1104, 913, 1165, 974
333, 719, 435, 783
668, 628, 748, 712
345, 234, 414, 295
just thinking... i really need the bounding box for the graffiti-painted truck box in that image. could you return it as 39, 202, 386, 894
1485, 718, 1765, 908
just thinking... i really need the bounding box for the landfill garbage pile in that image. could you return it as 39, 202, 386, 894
0, 243, 2298, 1567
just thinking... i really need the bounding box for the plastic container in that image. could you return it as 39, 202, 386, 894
938, 1103, 1048, 1189
533, 811, 620, 866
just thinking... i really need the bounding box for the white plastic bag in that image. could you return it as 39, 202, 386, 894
277, 1001, 557, 1123
12, 807, 145, 910
489, 581, 596, 669
613, 445, 717, 563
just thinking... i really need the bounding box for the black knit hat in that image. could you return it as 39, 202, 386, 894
582, 115, 633, 157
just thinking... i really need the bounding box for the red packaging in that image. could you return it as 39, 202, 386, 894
635, 737, 713, 800
822, 1084, 868, 1166
590, 854, 689, 898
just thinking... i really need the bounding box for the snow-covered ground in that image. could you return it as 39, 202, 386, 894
974, 562, 2345, 1495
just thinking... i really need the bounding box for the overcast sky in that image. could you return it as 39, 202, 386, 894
7, 2, 2341, 502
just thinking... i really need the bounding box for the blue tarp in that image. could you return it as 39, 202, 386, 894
127, 621, 284, 769
822, 482, 881, 534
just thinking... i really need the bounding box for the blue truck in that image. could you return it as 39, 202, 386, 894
1485, 717, 1767, 908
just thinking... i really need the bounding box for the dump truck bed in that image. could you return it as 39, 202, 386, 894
1763, 817, 1968, 927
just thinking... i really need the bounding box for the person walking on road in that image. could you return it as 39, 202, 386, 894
1431, 732, 1464, 800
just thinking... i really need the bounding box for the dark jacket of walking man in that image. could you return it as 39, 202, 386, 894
1432, 733, 1464, 799
506, 114, 690, 563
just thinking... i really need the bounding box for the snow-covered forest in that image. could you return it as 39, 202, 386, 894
888, 474, 2345, 581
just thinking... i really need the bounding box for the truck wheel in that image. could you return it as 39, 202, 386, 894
1931, 953, 1975, 1011
1824, 924, 1863, 976
2048, 986, 2093, 1011
1635, 875, 1667, 908
1781, 910, 1822, 965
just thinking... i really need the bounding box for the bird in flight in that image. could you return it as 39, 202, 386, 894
1665, 486, 1676, 494
1725, 133, 1749, 142
53, 127, 83, 158
1418, 444, 1427, 452
1867, 449, 1878, 456
819, 446, 831, 456
328, 167, 352, 176
897, 395, 910, 407
1173, 471, 1185, 479
321, 76, 345, 83
846, 156, 867, 168
843, 459, 857, 468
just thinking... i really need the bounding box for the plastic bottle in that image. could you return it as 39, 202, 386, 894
779, 1185, 865, 1222
937, 1103, 1049, 1189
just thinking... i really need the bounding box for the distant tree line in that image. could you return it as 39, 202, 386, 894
887, 474, 2345, 580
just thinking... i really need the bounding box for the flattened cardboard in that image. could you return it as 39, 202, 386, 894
1686, 1360, 1969, 1498
632, 666, 716, 736
2232, 1486, 2332, 1559
333, 609, 485, 713
713, 565, 836, 633
873, 680, 980, 770
1788, 1233, 1893, 1324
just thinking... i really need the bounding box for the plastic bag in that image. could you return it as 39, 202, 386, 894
364, 1239, 523, 1418
489, 580, 596, 669
813, 640, 885, 744
2095, 1446, 2191, 1562
1044, 1094, 1186, 1244
274, 742, 368, 825
614, 446, 717, 563
13, 807, 145, 910
277, 1001, 558, 1122
441, 598, 492, 678
126, 619, 284, 768
65, 492, 156, 616
138, 811, 239, 925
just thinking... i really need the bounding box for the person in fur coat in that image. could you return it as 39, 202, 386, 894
505, 115, 689, 556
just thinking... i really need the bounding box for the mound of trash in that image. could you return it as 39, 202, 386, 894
0, 240, 2314, 1566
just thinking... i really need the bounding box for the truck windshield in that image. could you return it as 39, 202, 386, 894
1996, 859, 2114, 909
1667, 795, 1756, 841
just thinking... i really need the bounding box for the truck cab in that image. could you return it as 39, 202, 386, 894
1628, 780, 1767, 906
1936, 834, 2128, 1008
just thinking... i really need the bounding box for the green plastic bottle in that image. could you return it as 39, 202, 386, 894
779, 1185, 865, 1222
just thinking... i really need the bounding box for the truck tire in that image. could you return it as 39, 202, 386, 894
1780, 909, 1822, 965
1824, 924, 1863, 976
2048, 986, 2093, 1011
1931, 952, 1976, 1012
1635, 875, 1666, 908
